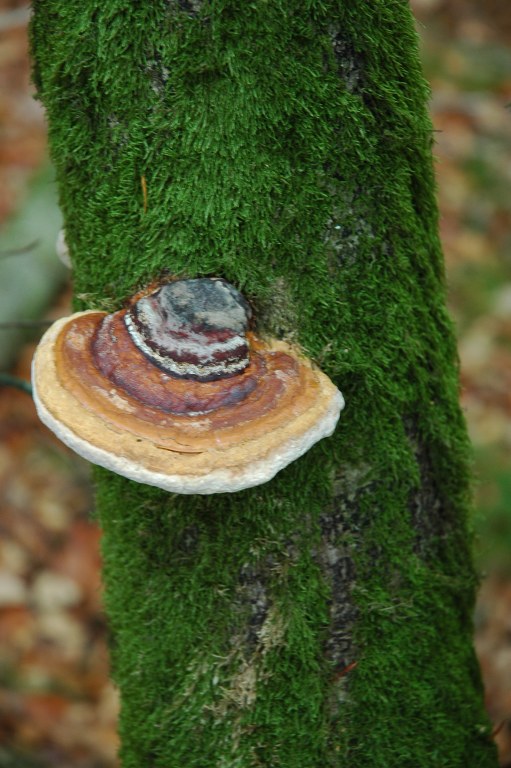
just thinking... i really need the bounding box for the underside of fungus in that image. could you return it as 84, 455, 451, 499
32, 278, 344, 494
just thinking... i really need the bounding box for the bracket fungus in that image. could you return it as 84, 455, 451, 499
32, 277, 344, 494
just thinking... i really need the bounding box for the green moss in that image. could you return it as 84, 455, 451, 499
31, 1, 497, 765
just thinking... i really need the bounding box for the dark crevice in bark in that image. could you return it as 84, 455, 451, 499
321, 543, 357, 669
404, 415, 452, 560
313, 463, 376, 736
315, 464, 374, 674
231, 529, 304, 657
235, 560, 273, 653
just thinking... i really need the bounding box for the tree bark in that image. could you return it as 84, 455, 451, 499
31, 2, 498, 766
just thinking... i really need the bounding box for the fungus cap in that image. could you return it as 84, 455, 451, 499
32, 278, 344, 494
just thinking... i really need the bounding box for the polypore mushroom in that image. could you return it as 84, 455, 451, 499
31, 277, 344, 494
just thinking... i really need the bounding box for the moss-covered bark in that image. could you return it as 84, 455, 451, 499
31, 1, 498, 766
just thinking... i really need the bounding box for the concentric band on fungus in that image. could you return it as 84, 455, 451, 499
31, 311, 344, 494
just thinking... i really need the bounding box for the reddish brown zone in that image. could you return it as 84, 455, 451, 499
55, 313, 314, 447
57, 314, 303, 438
92, 312, 257, 413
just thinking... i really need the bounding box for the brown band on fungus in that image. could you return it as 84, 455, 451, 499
55, 313, 321, 450
92, 311, 259, 414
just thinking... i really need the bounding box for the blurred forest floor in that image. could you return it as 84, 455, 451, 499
0, 1, 510, 766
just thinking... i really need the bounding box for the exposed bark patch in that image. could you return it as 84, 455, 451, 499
236, 561, 273, 652
322, 546, 357, 668
216, 603, 287, 715
168, 0, 204, 16
210, 539, 301, 752
325, 212, 376, 269
322, 183, 378, 270
145, 55, 170, 95
254, 276, 299, 344
328, 27, 364, 94
316, 464, 373, 673
210, 602, 287, 760
231, 536, 300, 653
404, 416, 449, 560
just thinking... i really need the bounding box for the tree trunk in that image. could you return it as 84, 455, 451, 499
31, 2, 497, 766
